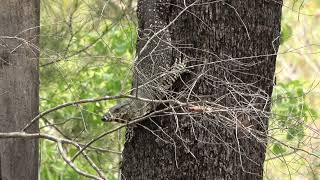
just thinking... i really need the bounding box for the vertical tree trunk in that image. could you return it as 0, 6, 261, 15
0, 0, 39, 179
121, 0, 282, 179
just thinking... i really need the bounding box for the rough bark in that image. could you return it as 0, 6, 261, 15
121, 0, 282, 179
0, 0, 40, 179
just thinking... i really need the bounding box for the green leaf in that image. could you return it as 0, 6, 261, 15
287, 124, 305, 140
296, 87, 304, 97
94, 41, 107, 54
272, 143, 286, 155
280, 23, 293, 44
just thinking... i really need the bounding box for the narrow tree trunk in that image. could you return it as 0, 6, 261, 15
0, 1, 40, 179
121, 0, 282, 179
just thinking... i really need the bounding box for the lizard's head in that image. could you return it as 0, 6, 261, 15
102, 101, 130, 123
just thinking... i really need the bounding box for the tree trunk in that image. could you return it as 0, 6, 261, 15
121, 0, 282, 179
0, 1, 39, 179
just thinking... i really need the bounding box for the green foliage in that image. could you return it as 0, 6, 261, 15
272, 81, 317, 140
41, 141, 82, 180
39, 0, 136, 178
270, 80, 318, 155
272, 143, 287, 155
280, 23, 293, 45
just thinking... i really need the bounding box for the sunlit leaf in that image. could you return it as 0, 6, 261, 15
272, 143, 286, 155
280, 23, 293, 44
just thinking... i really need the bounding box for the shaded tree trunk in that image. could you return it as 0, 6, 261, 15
121, 0, 282, 179
0, 0, 40, 179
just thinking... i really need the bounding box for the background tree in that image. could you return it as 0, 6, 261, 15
0, 0, 40, 179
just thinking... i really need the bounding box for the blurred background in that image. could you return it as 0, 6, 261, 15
38, 0, 320, 179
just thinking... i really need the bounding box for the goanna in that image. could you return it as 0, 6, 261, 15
102, 58, 186, 123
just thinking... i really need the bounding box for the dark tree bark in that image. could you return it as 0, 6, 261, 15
0, 0, 40, 179
121, 0, 282, 179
